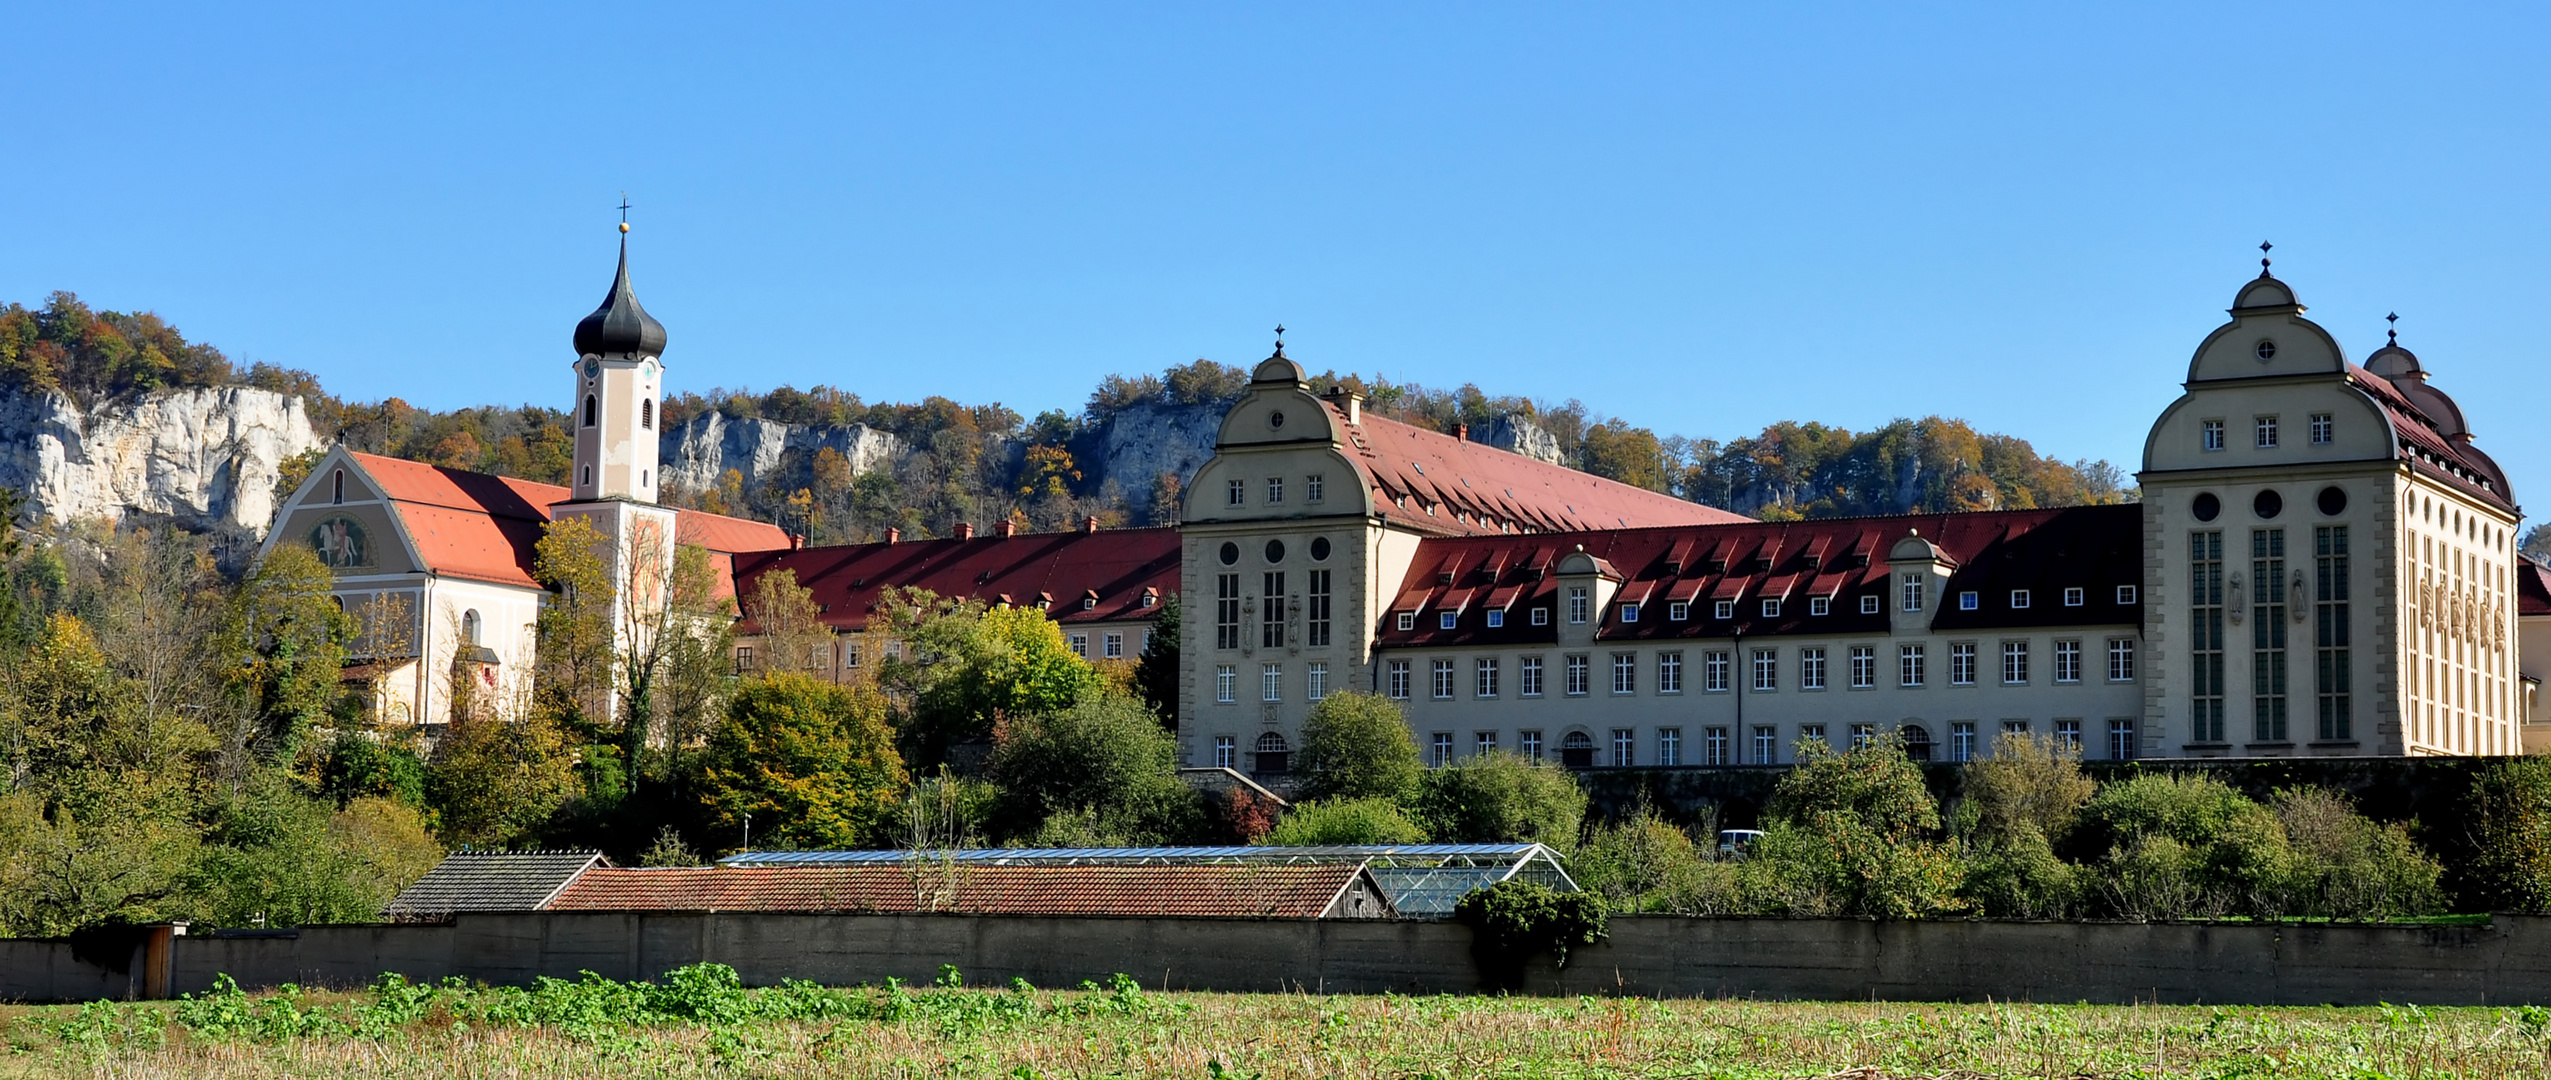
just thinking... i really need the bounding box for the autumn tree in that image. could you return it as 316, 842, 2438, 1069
741, 568, 830, 677
874, 587, 1103, 767
694, 672, 906, 851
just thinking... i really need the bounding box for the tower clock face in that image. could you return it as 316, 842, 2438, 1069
642, 358, 658, 377
583, 359, 601, 379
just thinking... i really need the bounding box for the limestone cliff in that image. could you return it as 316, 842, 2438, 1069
657, 410, 904, 497
0, 385, 323, 542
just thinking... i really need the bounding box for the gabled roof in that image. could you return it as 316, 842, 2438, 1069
348, 452, 790, 590
1317, 399, 1749, 536
545, 863, 1393, 919
1377, 504, 2143, 646
2346, 365, 2516, 512
734, 526, 1179, 633
385, 850, 606, 918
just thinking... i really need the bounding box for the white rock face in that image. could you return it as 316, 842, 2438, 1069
1481, 414, 1565, 466
1095, 401, 1226, 521
657, 410, 904, 497
0, 386, 324, 541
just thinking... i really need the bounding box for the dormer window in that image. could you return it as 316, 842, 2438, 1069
2010, 589, 2031, 609
1668, 601, 1690, 621
2118, 585, 2138, 604
1620, 603, 1640, 623
1810, 596, 1830, 616
1567, 587, 1589, 624
1530, 607, 1549, 626
1759, 599, 1780, 618
1487, 610, 1505, 628
1397, 612, 1416, 631
1714, 600, 1735, 620
1082, 597, 1097, 610
1861, 594, 1880, 614
2063, 587, 2084, 607
1900, 574, 1924, 612
1439, 611, 1457, 630
1959, 591, 1979, 611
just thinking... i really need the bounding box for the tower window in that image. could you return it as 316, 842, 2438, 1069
584, 395, 597, 427
642, 399, 654, 430
582, 465, 592, 486
331, 469, 344, 505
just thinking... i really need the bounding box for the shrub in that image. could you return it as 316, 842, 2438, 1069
2273, 788, 2442, 921
1257, 798, 1429, 846
986, 693, 1203, 845
1958, 733, 2093, 849
1293, 692, 1423, 803
1416, 751, 1586, 850
2453, 756, 2551, 913
1453, 879, 1608, 989
1958, 825, 2077, 919
1744, 737, 1966, 919
2076, 773, 2289, 919
1570, 810, 1725, 914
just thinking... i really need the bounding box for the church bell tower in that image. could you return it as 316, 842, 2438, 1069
568, 219, 667, 503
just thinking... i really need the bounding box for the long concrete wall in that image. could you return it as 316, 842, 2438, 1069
9, 915, 2551, 1006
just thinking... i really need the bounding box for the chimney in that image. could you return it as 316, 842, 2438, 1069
885, 527, 901, 544
996, 519, 1017, 538
790, 532, 804, 550
1082, 516, 1100, 534
1454, 422, 1469, 441
1326, 382, 1362, 424
955, 522, 976, 540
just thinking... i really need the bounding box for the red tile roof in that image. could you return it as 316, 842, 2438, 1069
1318, 400, 1750, 536
2520, 558, 2551, 619
546, 863, 1386, 919
2346, 366, 2516, 512
734, 527, 1180, 633
350, 452, 789, 590
1377, 504, 2143, 647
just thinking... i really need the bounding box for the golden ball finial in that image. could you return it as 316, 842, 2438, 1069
619, 222, 631, 234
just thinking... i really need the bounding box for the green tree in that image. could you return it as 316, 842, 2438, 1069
2272, 787, 2442, 921
1130, 592, 1180, 727
984, 693, 1201, 845
876, 588, 1103, 766
1294, 691, 1423, 803
694, 673, 907, 851
2454, 756, 2551, 913
215, 544, 354, 773
190, 775, 442, 928
2074, 772, 2290, 919
531, 515, 618, 725
1417, 751, 1586, 849
1742, 737, 1966, 918
426, 708, 580, 848
1258, 797, 1429, 846
1570, 809, 1724, 914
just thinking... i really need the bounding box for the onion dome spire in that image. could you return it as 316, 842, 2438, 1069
572, 219, 668, 359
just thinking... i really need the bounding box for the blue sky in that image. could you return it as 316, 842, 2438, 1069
6, 3, 2546, 497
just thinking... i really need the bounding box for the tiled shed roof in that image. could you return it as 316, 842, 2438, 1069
733, 527, 1180, 634
385, 850, 606, 918
1377, 504, 2143, 646
2520, 558, 2551, 619
546, 863, 1388, 919
1317, 399, 1750, 536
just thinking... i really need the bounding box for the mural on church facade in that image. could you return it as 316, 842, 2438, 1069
308, 515, 375, 570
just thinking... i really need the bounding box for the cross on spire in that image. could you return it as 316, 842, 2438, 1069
2259, 240, 2273, 272
620, 193, 632, 224
1273, 324, 1286, 356
2387, 311, 2399, 346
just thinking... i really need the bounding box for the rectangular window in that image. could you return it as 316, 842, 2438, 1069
1860, 595, 1881, 614
1308, 661, 1328, 701
1751, 726, 1777, 764
1760, 598, 1781, 617
1215, 574, 1242, 650
1486, 609, 1504, 628
1800, 647, 1827, 690
734, 645, 757, 672
2190, 530, 2226, 742
1701, 727, 1728, 766
1659, 651, 1683, 693
2256, 415, 2279, 448
1567, 587, 1590, 624
1612, 653, 1637, 694
1266, 477, 1283, 504
1849, 646, 1876, 689
1438, 611, 1458, 630
2253, 527, 2288, 742
1565, 654, 1590, 696
1714, 599, 1736, 619
1704, 650, 1730, 692
2055, 639, 2082, 684
1950, 642, 1977, 685
1669, 601, 1690, 621
2010, 589, 2031, 610
2118, 584, 2138, 605
1619, 602, 1640, 623
1850, 723, 1876, 750
1611, 728, 1634, 768
2054, 718, 2083, 752
2108, 718, 2136, 761
1752, 648, 1778, 692
1475, 658, 1500, 698
1214, 735, 1236, 769
2001, 641, 2029, 685
1306, 474, 1324, 501
2002, 719, 2031, 737
1068, 633, 1088, 658
1800, 723, 1827, 751
1520, 656, 1544, 697
2063, 587, 2084, 607
1662, 727, 1687, 767
1476, 730, 1497, 756
1531, 607, 1549, 626
1951, 721, 1977, 762
1227, 479, 1246, 506
1520, 730, 1542, 761
1262, 572, 1286, 648
1397, 611, 1416, 631
1810, 596, 1830, 616
1385, 660, 1410, 700
1431, 659, 1454, 700
1262, 663, 1282, 702
1215, 665, 1236, 703
1103, 632, 1123, 659
2316, 525, 2351, 741
1431, 732, 1453, 768
2310, 413, 2333, 445
1900, 644, 1926, 687
1307, 569, 1332, 647
2202, 419, 2225, 451
1959, 591, 1979, 611
2107, 638, 2135, 681
1901, 574, 1925, 612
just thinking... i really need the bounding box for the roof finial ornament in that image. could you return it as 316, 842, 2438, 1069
1272, 323, 1286, 358
618, 192, 631, 235
2259, 240, 2273, 277
2387, 311, 2399, 346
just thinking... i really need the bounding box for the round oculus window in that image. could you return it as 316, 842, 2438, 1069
1268, 410, 1285, 430
1217, 542, 1239, 566
2253, 489, 2283, 519
2255, 339, 2277, 361
2192, 492, 2221, 522
1310, 536, 1332, 561
1264, 539, 1286, 563
2317, 486, 2347, 516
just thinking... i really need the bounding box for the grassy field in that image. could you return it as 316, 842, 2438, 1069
0, 965, 2547, 1079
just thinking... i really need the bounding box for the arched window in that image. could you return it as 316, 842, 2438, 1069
581, 465, 592, 486
641, 398, 654, 430
330, 469, 344, 505
583, 394, 597, 427
1559, 730, 1596, 769
461, 609, 481, 646
1899, 724, 1933, 762
1253, 732, 1291, 775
